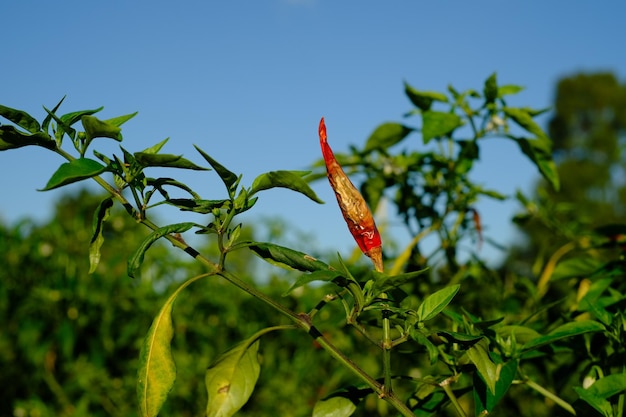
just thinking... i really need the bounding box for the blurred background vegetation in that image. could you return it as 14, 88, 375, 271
1, 71, 625, 416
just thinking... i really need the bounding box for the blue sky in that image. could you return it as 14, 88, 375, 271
2, 1, 625, 264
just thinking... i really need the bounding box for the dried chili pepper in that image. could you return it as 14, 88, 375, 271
470, 208, 483, 250
319, 117, 383, 272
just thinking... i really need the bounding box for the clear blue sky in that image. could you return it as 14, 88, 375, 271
2, 1, 625, 263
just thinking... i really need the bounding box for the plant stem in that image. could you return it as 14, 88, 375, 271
440, 377, 467, 417
522, 379, 576, 415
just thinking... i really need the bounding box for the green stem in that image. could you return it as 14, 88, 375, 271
381, 292, 393, 396
440, 377, 467, 417
522, 379, 576, 415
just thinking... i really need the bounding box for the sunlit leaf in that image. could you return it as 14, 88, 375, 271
363, 122, 413, 152
134, 152, 208, 170
39, 158, 106, 191
81, 115, 122, 142
194, 145, 239, 192
248, 242, 332, 272
473, 359, 518, 414
137, 273, 210, 417
422, 111, 463, 143
522, 320, 605, 351
467, 338, 498, 394
205, 338, 261, 417
416, 284, 460, 322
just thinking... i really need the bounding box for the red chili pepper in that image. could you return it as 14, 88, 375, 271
319, 117, 383, 272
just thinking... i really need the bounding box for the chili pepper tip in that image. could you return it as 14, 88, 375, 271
319, 117, 327, 142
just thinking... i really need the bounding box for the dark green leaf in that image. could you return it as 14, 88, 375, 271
134, 152, 208, 170
205, 337, 261, 417
473, 359, 518, 414
438, 331, 483, 346
128, 223, 195, 278
363, 122, 413, 152
503, 107, 548, 140
552, 257, 603, 280
510, 136, 560, 191
583, 373, 626, 399
250, 170, 324, 204
496, 325, 542, 346
410, 329, 439, 364
42, 96, 66, 133
416, 284, 460, 322
522, 320, 605, 351
194, 145, 239, 192
40, 158, 106, 191
166, 198, 230, 214
0, 104, 41, 133
44, 105, 77, 141
404, 81, 448, 111
248, 242, 332, 272
371, 268, 429, 295
89, 197, 114, 274
312, 387, 364, 417
422, 111, 463, 143
483, 73, 498, 104
572, 387, 612, 417
137, 273, 210, 417
0, 125, 55, 150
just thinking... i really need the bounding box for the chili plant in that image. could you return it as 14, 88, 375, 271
1, 74, 621, 416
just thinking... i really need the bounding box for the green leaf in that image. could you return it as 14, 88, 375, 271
0, 125, 55, 151
205, 338, 261, 417
60, 106, 104, 127
467, 338, 498, 394
473, 359, 518, 414
134, 152, 208, 170
371, 268, 429, 296
81, 114, 123, 143
585, 373, 626, 399
496, 325, 542, 346
137, 273, 210, 417
283, 270, 348, 296
416, 284, 460, 322
0, 104, 41, 133
363, 122, 413, 152
166, 198, 230, 214
422, 111, 463, 143
503, 107, 548, 140
483, 73, 498, 104
104, 111, 138, 127
140, 138, 170, 154
128, 223, 195, 278
498, 84, 524, 97
410, 329, 440, 364
573, 387, 612, 417
404, 81, 448, 111
249, 170, 324, 204
194, 145, 239, 192
552, 257, 603, 280
510, 136, 560, 191
89, 197, 113, 274
40, 158, 106, 191
522, 320, 605, 351
248, 242, 332, 272
42, 96, 67, 133
312, 388, 361, 417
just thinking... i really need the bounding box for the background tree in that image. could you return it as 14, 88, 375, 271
511, 72, 626, 273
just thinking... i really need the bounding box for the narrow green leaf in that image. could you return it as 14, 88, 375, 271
522, 320, 605, 351
44, 105, 77, 141
510, 136, 560, 191
422, 111, 463, 143
42, 96, 66, 133
371, 268, 429, 295
206, 338, 261, 417
572, 387, 612, 417
166, 198, 230, 214
248, 242, 332, 272
585, 373, 626, 399
410, 329, 440, 364
0, 125, 55, 151
128, 223, 195, 278
467, 338, 498, 394
137, 273, 211, 417
194, 145, 239, 192
249, 170, 324, 204
503, 107, 548, 140
141, 138, 170, 154
39, 158, 106, 191
483, 73, 498, 104
0, 104, 41, 133
498, 84, 524, 97
363, 122, 413, 152
60, 106, 104, 127
134, 152, 208, 170
283, 270, 348, 296
404, 81, 448, 111
416, 284, 460, 322
89, 197, 114, 274
104, 111, 138, 127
